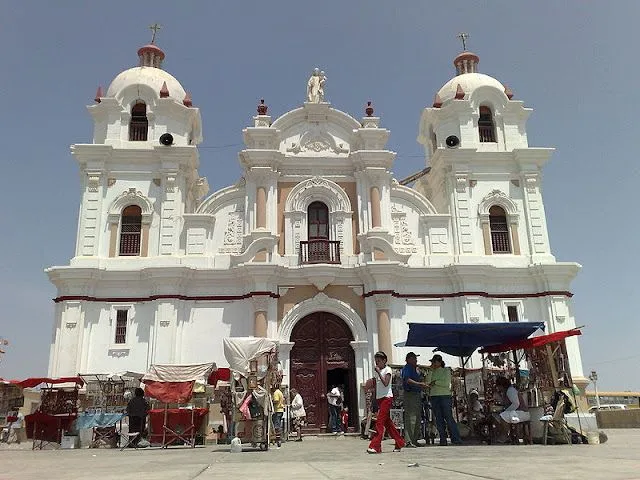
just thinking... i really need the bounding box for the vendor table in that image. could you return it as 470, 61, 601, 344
76, 412, 125, 448
25, 412, 77, 450
148, 408, 208, 448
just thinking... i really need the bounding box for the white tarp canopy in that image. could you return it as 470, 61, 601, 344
223, 337, 278, 377
142, 362, 216, 383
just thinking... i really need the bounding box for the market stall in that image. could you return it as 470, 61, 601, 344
398, 322, 545, 445
19, 377, 84, 450
480, 328, 583, 444
0, 379, 24, 443
223, 337, 280, 451
77, 372, 143, 448
141, 362, 215, 448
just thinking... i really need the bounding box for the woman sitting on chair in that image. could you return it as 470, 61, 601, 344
495, 377, 530, 425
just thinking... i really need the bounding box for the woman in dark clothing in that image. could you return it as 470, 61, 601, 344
127, 387, 149, 445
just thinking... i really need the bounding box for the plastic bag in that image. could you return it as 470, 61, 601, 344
230, 437, 243, 453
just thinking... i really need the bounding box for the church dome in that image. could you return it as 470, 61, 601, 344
106, 66, 186, 100
436, 72, 505, 103
434, 49, 507, 104
105, 37, 187, 101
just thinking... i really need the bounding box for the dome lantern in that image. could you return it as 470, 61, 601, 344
453, 32, 479, 75
137, 23, 165, 68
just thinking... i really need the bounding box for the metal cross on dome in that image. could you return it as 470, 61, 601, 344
149, 23, 162, 44
457, 32, 470, 51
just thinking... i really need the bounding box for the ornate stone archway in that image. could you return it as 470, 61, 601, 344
277, 293, 370, 423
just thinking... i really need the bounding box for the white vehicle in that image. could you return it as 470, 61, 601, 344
588, 404, 627, 413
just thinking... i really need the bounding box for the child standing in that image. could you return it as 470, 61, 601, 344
367, 351, 405, 454
341, 406, 349, 433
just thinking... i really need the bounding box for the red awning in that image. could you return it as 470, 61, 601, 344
10, 377, 85, 388
207, 367, 231, 387
479, 328, 582, 354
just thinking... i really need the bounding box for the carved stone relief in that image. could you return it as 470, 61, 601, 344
219, 206, 245, 254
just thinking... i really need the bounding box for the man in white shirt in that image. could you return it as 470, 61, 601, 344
327, 385, 342, 433
367, 351, 406, 454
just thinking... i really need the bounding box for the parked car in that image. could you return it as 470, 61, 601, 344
588, 404, 627, 413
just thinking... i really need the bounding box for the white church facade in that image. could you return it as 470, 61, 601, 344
46, 39, 586, 428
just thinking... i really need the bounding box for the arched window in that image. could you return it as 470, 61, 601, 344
478, 106, 496, 143
489, 205, 511, 253
129, 101, 148, 141
119, 205, 142, 256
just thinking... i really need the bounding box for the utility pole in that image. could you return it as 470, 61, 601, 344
589, 370, 601, 409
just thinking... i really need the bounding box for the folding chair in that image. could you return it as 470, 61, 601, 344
120, 431, 141, 450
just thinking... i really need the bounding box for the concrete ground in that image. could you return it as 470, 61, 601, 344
1, 430, 640, 480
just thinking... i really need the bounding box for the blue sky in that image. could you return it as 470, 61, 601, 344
0, 1, 637, 391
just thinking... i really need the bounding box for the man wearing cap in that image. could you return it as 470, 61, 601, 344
401, 352, 427, 447
429, 354, 462, 446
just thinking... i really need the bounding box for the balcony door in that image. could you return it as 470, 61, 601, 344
301, 202, 340, 263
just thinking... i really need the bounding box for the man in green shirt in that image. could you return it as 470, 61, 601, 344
428, 354, 462, 446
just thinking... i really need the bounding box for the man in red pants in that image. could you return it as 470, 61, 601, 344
367, 351, 405, 454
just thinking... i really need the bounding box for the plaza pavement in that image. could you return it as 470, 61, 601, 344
1, 430, 640, 480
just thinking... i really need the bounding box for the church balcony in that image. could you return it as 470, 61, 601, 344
299, 240, 341, 265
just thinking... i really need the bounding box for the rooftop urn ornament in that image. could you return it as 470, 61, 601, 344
94, 86, 103, 103
160, 81, 170, 98
365, 101, 374, 117
504, 85, 514, 99
183, 91, 193, 107
257, 98, 268, 115
432, 93, 442, 108
307, 67, 327, 103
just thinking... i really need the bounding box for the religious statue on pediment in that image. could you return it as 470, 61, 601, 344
307, 67, 327, 103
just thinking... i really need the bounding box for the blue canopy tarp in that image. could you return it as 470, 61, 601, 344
396, 322, 545, 357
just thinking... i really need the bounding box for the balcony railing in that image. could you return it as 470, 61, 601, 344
479, 124, 496, 143
490, 231, 511, 254
299, 240, 341, 264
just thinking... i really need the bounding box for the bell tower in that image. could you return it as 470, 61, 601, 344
71, 29, 208, 263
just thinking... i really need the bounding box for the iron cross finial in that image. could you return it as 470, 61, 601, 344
149, 23, 162, 44
457, 32, 470, 51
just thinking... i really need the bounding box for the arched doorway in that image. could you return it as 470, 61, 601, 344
289, 312, 357, 432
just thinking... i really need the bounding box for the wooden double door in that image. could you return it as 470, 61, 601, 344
290, 312, 357, 432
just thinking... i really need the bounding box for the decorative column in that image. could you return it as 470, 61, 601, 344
79, 171, 104, 256
252, 295, 270, 337
278, 341, 295, 387
350, 340, 370, 421
159, 171, 178, 255
370, 186, 381, 228
480, 217, 492, 255
509, 218, 521, 255
373, 294, 392, 362
256, 186, 267, 229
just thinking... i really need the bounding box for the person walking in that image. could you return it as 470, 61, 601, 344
428, 354, 462, 446
289, 388, 306, 441
401, 352, 428, 447
367, 351, 405, 454
327, 385, 341, 433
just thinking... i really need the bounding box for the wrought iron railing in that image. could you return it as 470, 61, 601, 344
490, 231, 511, 254
299, 240, 341, 264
